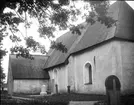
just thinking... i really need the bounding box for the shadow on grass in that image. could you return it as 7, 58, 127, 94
1, 91, 134, 105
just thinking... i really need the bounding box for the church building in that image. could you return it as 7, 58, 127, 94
8, 1, 134, 95
44, 1, 134, 95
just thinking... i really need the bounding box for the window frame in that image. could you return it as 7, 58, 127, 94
83, 62, 93, 85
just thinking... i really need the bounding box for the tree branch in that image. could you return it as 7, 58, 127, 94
14, 10, 24, 21
9, 27, 19, 45
24, 11, 28, 37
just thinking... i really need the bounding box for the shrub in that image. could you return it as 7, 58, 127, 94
1, 99, 69, 105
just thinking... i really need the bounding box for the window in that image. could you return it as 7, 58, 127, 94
84, 63, 92, 84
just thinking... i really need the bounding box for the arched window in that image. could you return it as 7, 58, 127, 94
84, 63, 92, 84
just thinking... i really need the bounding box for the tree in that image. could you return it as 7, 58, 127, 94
0, 0, 116, 58
0, 30, 6, 86
0, 60, 6, 86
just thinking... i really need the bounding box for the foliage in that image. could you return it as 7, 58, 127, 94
0, 60, 6, 85
1, 99, 69, 105
51, 41, 67, 53
70, 24, 85, 35
0, 27, 6, 85
0, 0, 117, 57
10, 46, 34, 59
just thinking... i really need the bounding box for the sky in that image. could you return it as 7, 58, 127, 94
2, 1, 134, 83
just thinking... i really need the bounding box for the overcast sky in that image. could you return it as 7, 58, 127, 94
2, 1, 134, 83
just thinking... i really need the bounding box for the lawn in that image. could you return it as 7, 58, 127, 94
34, 93, 106, 102
1, 90, 106, 105
1, 90, 134, 105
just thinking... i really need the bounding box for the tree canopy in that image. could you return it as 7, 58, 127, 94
0, 0, 116, 58
0, 28, 6, 85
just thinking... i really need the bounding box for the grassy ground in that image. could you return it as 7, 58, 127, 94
34, 93, 106, 102
1, 90, 68, 105
1, 90, 134, 105
1, 91, 106, 105
12, 91, 106, 102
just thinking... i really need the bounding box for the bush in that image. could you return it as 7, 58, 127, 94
1, 99, 69, 105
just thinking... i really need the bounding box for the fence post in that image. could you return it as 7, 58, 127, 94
67, 86, 70, 93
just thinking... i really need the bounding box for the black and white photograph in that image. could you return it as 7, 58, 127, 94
1, 0, 134, 105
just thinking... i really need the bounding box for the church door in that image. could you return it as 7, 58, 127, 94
105, 75, 121, 105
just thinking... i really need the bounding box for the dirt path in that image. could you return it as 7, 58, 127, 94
11, 96, 34, 101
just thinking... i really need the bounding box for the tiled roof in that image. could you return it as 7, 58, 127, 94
44, 31, 80, 69
44, 1, 134, 70
9, 55, 49, 79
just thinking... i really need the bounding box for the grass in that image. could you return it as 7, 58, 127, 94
12, 92, 106, 102
1, 91, 69, 105
1, 91, 106, 105
34, 93, 106, 102
1, 90, 134, 105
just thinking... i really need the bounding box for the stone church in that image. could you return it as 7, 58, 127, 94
8, 1, 134, 95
